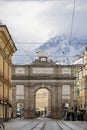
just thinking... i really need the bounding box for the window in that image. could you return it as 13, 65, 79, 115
62, 68, 71, 74
40, 57, 47, 62
15, 68, 25, 74
62, 85, 70, 99
16, 85, 24, 99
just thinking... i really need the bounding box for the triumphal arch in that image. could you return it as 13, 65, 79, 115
12, 51, 76, 119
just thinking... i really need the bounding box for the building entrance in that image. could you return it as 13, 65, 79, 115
35, 88, 51, 118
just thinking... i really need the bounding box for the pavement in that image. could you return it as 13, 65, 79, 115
4, 118, 31, 130
3, 118, 87, 130
70, 121, 87, 130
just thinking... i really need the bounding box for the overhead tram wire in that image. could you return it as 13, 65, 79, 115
14, 55, 74, 57
14, 0, 76, 63
69, 0, 76, 48
14, 42, 33, 62
67, 0, 76, 64
14, 41, 44, 62
14, 42, 77, 59
15, 41, 43, 44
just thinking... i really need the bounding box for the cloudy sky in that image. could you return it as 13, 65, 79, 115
0, 0, 87, 63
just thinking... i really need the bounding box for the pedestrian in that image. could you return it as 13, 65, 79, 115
70, 106, 75, 121
80, 111, 84, 121
78, 109, 81, 120
11, 112, 13, 120
74, 105, 77, 120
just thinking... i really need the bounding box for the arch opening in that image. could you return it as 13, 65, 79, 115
16, 102, 24, 118
35, 88, 51, 118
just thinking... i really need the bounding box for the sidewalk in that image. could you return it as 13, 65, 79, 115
70, 121, 87, 130
4, 118, 31, 130
3, 118, 87, 130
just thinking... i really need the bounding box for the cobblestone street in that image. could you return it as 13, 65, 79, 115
4, 118, 87, 130
70, 121, 87, 130
4, 118, 30, 130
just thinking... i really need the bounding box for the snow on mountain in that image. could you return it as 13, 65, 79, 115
35, 35, 87, 64
13, 34, 87, 65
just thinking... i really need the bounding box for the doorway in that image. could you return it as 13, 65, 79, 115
16, 102, 24, 117
35, 88, 51, 118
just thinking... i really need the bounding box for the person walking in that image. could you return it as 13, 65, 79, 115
11, 112, 13, 120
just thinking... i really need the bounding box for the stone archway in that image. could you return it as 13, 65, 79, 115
12, 53, 76, 119
24, 84, 63, 119
35, 88, 51, 118
16, 102, 24, 117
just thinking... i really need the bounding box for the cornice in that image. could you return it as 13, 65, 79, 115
12, 75, 76, 80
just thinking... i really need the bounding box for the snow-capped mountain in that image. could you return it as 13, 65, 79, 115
13, 34, 87, 65
35, 35, 87, 64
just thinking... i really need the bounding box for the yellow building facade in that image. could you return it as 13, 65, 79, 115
75, 48, 87, 111
82, 49, 87, 109
0, 25, 16, 120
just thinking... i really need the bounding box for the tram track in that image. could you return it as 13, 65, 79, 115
17, 118, 45, 130
42, 119, 82, 130
57, 121, 73, 130
12, 118, 85, 130
56, 121, 85, 130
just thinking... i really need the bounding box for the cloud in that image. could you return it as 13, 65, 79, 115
0, 1, 53, 42
0, 0, 87, 64
0, 0, 87, 44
